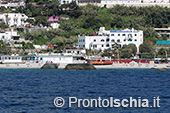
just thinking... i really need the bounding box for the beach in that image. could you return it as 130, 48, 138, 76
0, 63, 169, 69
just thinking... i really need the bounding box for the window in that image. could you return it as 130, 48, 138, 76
124, 39, 126, 41
94, 39, 96, 42
102, 45, 104, 47
14, 19, 18, 22
122, 34, 125, 36
101, 39, 104, 42
2, 36, 4, 39
128, 34, 132, 38
111, 34, 114, 36
117, 39, 120, 42
93, 45, 97, 48
135, 39, 137, 41
106, 44, 109, 47
106, 38, 109, 42
118, 34, 120, 36
107, 34, 109, 36
111, 39, 115, 42
128, 39, 132, 41
118, 44, 121, 48
21, 19, 25, 22
134, 34, 137, 36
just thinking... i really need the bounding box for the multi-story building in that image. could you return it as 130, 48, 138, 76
78, 27, 143, 52
0, 29, 24, 46
77, 0, 170, 7
0, 13, 28, 27
0, 0, 25, 9
154, 27, 170, 39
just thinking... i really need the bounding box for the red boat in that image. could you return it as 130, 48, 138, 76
89, 60, 113, 65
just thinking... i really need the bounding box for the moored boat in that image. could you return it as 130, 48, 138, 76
89, 60, 113, 65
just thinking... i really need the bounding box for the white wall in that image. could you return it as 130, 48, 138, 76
60, 0, 73, 4
78, 27, 143, 52
0, 13, 28, 27
39, 56, 73, 63
1, 56, 22, 63
0, 30, 19, 41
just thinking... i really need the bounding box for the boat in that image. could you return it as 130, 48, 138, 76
89, 60, 113, 65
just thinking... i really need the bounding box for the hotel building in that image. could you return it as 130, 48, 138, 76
78, 27, 143, 52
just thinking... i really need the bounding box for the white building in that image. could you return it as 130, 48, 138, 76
38, 56, 73, 64
0, 30, 25, 46
78, 27, 143, 52
77, 0, 170, 7
59, 0, 73, 4
0, 0, 25, 10
100, 0, 169, 4
50, 23, 60, 29
65, 49, 86, 55
1, 56, 23, 64
154, 27, 170, 38
0, 13, 28, 27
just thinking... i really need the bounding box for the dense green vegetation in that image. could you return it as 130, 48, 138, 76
16, 3, 170, 45
1, 1, 170, 57
0, 40, 11, 55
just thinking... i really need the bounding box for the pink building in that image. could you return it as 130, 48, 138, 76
48, 16, 59, 22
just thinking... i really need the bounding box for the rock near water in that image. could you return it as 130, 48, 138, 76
41, 63, 59, 69
64, 63, 96, 70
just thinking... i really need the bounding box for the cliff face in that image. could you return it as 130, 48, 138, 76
64, 63, 96, 70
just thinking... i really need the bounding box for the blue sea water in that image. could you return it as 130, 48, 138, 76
0, 69, 170, 113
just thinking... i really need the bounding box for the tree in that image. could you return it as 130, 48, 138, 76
157, 48, 168, 58
139, 40, 155, 59
0, 23, 8, 29
23, 43, 35, 49
120, 45, 137, 58
26, 18, 35, 25
0, 40, 11, 55
35, 16, 48, 26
